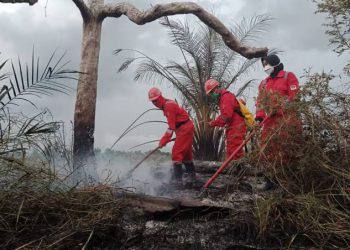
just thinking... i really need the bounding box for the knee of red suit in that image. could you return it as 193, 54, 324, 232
172, 148, 193, 162
171, 123, 194, 163
224, 123, 246, 159
226, 137, 245, 159
172, 138, 193, 162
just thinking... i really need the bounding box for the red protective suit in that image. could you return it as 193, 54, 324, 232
210, 90, 247, 160
154, 96, 194, 163
255, 70, 301, 164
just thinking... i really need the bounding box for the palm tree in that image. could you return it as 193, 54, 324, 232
116, 15, 271, 160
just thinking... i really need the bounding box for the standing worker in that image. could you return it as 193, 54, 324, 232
148, 87, 196, 185
205, 79, 247, 160
255, 54, 301, 165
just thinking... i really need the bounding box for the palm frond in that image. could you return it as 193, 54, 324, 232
128, 139, 160, 150
223, 58, 259, 90
0, 57, 8, 82
117, 57, 138, 73
115, 49, 198, 108
215, 15, 272, 84
162, 17, 194, 80
160, 18, 203, 59
160, 18, 205, 85
236, 79, 257, 97
113, 49, 123, 56
232, 14, 273, 44
0, 58, 7, 71
0, 49, 77, 111
0, 109, 62, 159
109, 108, 161, 149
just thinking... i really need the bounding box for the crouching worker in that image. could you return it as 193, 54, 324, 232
148, 87, 196, 185
204, 79, 247, 160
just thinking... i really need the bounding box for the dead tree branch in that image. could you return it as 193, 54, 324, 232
71, 0, 91, 21
0, 0, 37, 5
100, 2, 268, 59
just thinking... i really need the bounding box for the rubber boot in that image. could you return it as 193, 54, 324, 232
184, 162, 196, 183
172, 162, 183, 185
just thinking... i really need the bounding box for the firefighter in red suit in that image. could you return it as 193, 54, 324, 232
255, 54, 301, 165
148, 87, 195, 184
205, 79, 247, 160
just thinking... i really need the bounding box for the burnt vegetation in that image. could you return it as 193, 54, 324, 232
0, 0, 349, 249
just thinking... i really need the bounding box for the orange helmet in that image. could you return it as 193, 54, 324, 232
148, 87, 162, 101
204, 79, 219, 95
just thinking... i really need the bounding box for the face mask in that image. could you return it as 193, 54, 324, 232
152, 99, 162, 109
264, 64, 274, 75
209, 92, 220, 104
264, 62, 282, 75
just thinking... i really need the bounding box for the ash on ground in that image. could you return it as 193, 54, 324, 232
116, 160, 269, 205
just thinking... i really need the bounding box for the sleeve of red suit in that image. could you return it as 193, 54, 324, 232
159, 102, 176, 147
211, 94, 234, 127
255, 81, 267, 120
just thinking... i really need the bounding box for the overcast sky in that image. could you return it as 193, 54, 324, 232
0, 0, 348, 151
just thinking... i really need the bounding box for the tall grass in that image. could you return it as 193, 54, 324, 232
241, 71, 350, 248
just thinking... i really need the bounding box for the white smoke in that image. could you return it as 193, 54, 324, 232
43, 145, 179, 197
96, 153, 174, 197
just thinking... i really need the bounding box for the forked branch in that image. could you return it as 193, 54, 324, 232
71, 0, 91, 21
100, 2, 268, 59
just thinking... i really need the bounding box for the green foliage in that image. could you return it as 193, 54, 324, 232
313, 0, 350, 55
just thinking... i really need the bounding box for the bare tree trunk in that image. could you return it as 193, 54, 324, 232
73, 18, 102, 178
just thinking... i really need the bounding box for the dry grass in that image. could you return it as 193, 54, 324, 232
0, 157, 127, 249
0, 112, 128, 249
